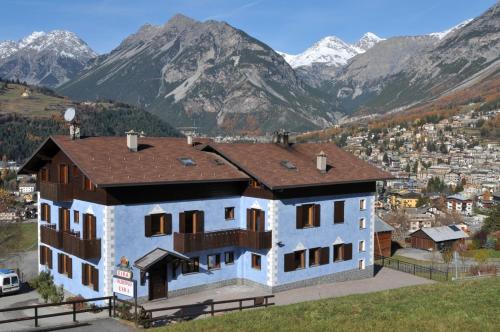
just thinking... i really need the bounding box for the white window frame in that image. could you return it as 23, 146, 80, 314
359, 218, 366, 229
359, 259, 365, 270
360, 199, 366, 211
359, 240, 365, 252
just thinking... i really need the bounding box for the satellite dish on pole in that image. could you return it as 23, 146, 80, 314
64, 107, 76, 122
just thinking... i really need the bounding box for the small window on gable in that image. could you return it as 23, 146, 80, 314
178, 157, 196, 166
250, 180, 261, 189
72, 165, 79, 176
360, 199, 366, 210
225, 207, 235, 220
359, 259, 365, 270
74, 210, 80, 224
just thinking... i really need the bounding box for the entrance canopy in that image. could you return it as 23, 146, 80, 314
134, 248, 190, 271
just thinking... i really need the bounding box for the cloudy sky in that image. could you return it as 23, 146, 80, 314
0, 0, 496, 54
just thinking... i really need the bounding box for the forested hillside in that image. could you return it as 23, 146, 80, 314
0, 80, 181, 161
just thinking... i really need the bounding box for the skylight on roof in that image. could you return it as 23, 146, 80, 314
280, 160, 296, 170
213, 158, 225, 166
178, 157, 196, 166
449, 225, 460, 232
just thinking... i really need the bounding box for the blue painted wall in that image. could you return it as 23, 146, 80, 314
39, 191, 374, 299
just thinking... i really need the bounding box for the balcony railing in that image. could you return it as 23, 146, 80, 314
174, 229, 272, 253
40, 225, 101, 260
62, 232, 101, 260
40, 224, 62, 248
39, 182, 73, 202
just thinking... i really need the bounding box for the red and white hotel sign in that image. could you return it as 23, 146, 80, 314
112, 276, 135, 297
116, 269, 132, 279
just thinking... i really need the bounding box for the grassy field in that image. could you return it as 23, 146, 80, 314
153, 278, 500, 332
0, 222, 38, 256
461, 249, 500, 260
0, 83, 73, 117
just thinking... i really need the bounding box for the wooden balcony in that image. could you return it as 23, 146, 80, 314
39, 182, 73, 202
40, 224, 62, 248
173, 229, 272, 253
40, 225, 101, 260
62, 232, 101, 260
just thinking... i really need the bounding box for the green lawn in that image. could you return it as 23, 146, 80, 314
153, 278, 500, 332
0, 222, 38, 256
461, 249, 500, 260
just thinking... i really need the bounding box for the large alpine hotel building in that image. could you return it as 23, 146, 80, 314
20, 132, 391, 300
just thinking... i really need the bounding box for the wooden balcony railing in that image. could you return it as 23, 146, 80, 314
62, 232, 101, 260
39, 182, 73, 202
173, 229, 272, 253
40, 225, 101, 260
40, 224, 62, 248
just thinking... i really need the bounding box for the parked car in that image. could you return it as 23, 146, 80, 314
0, 269, 20, 295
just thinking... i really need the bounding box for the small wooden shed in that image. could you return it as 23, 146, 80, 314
374, 216, 394, 257
409, 225, 468, 251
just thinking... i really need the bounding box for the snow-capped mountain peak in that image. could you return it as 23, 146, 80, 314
355, 32, 385, 51
0, 30, 97, 87
429, 19, 473, 40
278, 32, 383, 68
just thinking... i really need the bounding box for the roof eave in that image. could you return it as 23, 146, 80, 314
96, 177, 250, 189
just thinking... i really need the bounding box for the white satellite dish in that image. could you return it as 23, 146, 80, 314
64, 107, 76, 122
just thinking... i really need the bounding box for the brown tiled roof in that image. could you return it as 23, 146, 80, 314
39, 136, 249, 187
208, 142, 393, 189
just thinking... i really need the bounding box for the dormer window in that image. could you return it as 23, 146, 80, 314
178, 157, 196, 166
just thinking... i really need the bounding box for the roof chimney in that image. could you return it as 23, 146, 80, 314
187, 134, 193, 146
273, 129, 290, 146
317, 151, 327, 173
69, 124, 80, 140
126, 130, 138, 152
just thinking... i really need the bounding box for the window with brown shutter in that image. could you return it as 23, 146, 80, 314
82, 263, 98, 291
251, 254, 261, 270
309, 248, 321, 267
146, 213, 172, 237
284, 250, 305, 272
92, 267, 99, 291
344, 243, 353, 261
247, 209, 265, 231
83, 214, 96, 240
59, 208, 70, 232
297, 204, 320, 228
284, 253, 295, 272
181, 210, 204, 234
82, 263, 88, 285
41, 203, 50, 222
83, 176, 94, 191
334, 201, 345, 224
333, 244, 344, 262
40, 245, 49, 266
47, 248, 53, 269
59, 164, 69, 184
320, 247, 330, 265
58, 253, 72, 277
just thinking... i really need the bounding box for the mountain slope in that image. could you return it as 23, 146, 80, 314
0, 31, 96, 88
58, 14, 335, 135
327, 4, 499, 116
0, 80, 180, 161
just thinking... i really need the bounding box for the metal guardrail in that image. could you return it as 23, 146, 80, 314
375, 255, 449, 281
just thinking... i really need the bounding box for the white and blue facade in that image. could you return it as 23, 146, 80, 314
24, 135, 385, 301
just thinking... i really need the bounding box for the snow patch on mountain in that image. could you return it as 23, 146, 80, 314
429, 19, 473, 40
278, 32, 384, 68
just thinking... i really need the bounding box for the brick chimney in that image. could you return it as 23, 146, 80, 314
126, 130, 138, 152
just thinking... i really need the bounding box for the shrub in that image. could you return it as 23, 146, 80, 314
30, 271, 64, 303
473, 249, 490, 265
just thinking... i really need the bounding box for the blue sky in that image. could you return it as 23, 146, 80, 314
0, 0, 496, 54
